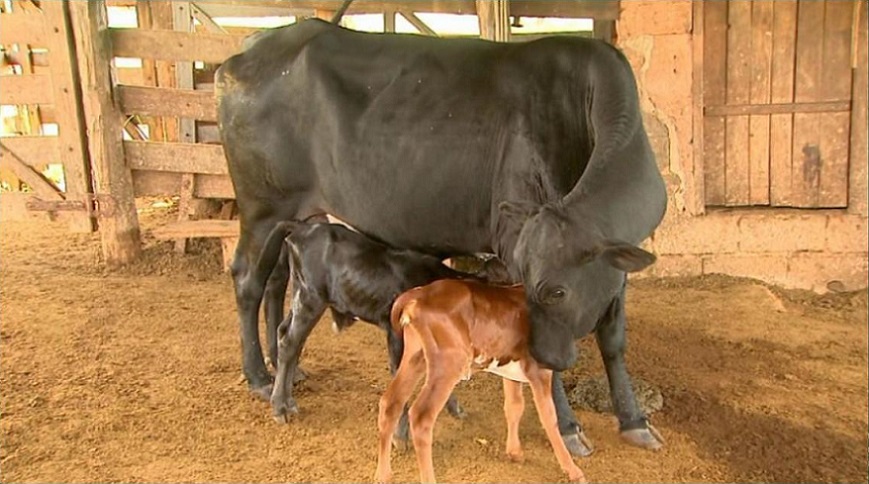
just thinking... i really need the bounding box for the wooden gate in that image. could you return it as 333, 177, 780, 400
703, 0, 859, 208
0, 0, 95, 231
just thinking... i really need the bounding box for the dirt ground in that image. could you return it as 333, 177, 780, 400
1, 204, 867, 483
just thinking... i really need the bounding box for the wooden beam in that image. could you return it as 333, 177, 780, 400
689, 0, 705, 215
131, 171, 235, 198
110, 28, 245, 63
191, 0, 619, 19
849, 0, 868, 216
173, 0, 197, 253
190, 2, 227, 34
0, 136, 59, 165
384, 9, 395, 33
0, 11, 47, 45
0, 142, 63, 200
0, 75, 54, 105
68, 0, 142, 265
476, 0, 509, 42
705, 101, 851, 117
124, 140, 228, 175
151, 219, 239, 239
398, 11, 437, 36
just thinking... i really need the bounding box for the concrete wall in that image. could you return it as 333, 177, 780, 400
617, 1, 868, 293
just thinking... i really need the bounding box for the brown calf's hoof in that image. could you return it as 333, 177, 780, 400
620, 424, 664, 450
505, 449, 525, 463
568, 469, 587, 483
562, 430, 594, 458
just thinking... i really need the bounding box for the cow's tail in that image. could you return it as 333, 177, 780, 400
252, 220, 301, 281
390, 289, 420, 335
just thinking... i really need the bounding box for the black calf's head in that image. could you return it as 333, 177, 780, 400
500, 201, 656, 371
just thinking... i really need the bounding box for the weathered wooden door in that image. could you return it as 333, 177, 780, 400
703, 0, 858, 208
0, 0, 95, 231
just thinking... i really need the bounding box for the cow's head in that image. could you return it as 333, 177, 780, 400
500, 201, 656, 371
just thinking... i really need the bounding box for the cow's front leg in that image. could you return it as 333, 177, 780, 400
552, 371, 594, 457
595, 286, 664, 450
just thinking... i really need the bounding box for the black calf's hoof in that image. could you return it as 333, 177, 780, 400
249, 384, 274, 402
563, 430, 594, 458
446, 401, 468, 420
272, 401, 300, 424
621, 425, 664, 451
292, 366, 309, 385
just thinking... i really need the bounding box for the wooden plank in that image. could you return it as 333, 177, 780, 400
770, 0, 798, 206
749, 0, 773, 205
0, 75, 53, 105
194, 3, 310, 18
476, 0, 509, 42
196, 174, 234, 198
110, 29, 245, 64
119, 83, 219, 123
68, 0, 142, 264
0, 142, 63, 199
0, 11, 47, 45
705, 101, 851, 116
850, 0, 868, 216
703, 0, 728, 206
817, 0, 854, 207
41, 0, 95, 232
151, 219, 239, 239
790, 0, 826, 207
131, 171, 235, 198
124, 140, 228, 175
398, 11, 438, 36
725, 1, 752, 205
313, 8, 334, 20
0, 136, 59, 165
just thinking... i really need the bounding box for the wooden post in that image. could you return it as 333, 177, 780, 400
476, 0, 510, 42
849, 0, 868, 216
173, 0, 196, 254
41, 1, 95, 233
68, 0, 142, 265
136, 0, 175, 141
384, 9, 395, 33
314, 9, 334, 21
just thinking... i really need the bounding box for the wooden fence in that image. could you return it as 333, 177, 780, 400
1, 0, 619, 266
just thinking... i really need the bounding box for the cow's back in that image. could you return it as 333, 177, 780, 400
217, 20, 644, 254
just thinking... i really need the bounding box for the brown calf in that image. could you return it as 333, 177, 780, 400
375, 279, 586, 484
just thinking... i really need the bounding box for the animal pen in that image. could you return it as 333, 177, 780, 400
0, 0, 866, 292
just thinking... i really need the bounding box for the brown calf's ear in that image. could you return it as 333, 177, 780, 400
600, 241, 657, 273
498, 200, 541, 224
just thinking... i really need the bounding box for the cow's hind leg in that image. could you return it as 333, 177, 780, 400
271, 288, 326, 422
596, 284, 664, 450
232, 226, 278, 400
552, 372, 594, 457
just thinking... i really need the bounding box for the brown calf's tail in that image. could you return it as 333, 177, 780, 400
390, 289, 421, 335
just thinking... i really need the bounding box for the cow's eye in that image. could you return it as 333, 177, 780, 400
542, 287, 566, 305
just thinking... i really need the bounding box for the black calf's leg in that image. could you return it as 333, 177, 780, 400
231, 235, 272, 400
552, 371, 594, 457
595, 285, 663, 450
264, 245, 290, 369
271, 289, 325, 423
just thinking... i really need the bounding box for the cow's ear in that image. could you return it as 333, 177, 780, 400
498, 200, 540, 224
600, 240, 656, 272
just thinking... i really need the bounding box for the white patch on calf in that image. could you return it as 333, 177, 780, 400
484, 360, 529, 383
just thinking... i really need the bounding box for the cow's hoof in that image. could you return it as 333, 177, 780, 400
272, 401, 300, 424
249, 384, 273, 402
620, 424, 664, 450
563, 430, 594, 458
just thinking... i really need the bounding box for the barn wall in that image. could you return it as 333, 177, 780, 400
617, 0, 868, 293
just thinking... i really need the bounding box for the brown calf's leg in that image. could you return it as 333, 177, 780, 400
376, 333, 425, 484
526, 364, 587, 483
502, 378, 525, 462
409, 352, 466, 484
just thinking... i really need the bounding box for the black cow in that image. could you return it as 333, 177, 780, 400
216, 19, 667, 455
